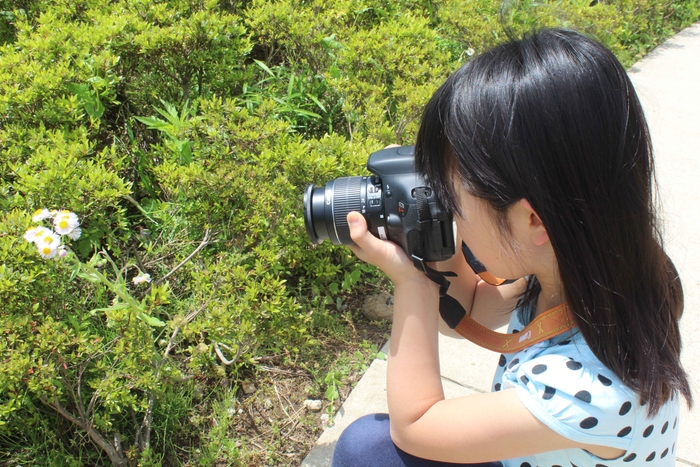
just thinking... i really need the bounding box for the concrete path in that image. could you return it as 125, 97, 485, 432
302, 23, 700, 467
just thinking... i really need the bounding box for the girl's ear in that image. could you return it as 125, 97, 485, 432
517, 199, 550, 247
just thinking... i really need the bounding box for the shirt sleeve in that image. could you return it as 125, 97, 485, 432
505, 351, 637, 451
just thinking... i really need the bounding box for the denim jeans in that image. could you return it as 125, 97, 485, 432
332, 413, 504, 467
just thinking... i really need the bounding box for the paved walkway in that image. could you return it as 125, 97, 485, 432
302, 23, 700, 467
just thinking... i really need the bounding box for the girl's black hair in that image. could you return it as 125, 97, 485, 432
415, 29, 691, 414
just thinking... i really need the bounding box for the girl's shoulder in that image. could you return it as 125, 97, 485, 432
493, 309, 680, 465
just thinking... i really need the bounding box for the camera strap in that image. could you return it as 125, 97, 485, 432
411, 255, 575, 353
410, 187, 575, 352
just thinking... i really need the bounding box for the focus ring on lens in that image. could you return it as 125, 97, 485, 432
332, 177, 364, 245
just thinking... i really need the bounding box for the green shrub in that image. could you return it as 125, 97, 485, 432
1, 0, 698, 464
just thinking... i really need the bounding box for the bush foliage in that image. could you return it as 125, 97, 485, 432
1, 0, 698, 465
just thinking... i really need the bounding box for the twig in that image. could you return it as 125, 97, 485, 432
249, 440, 266, 451
39, 395, 126, 467
257, 366, 308, 378
131, 407, 143, 451
214, 341, 242, 366
142, 395, 155, 451
114, 433, 124, 458
282, 421, 301, 440
273, 383, 292, 420
139, 295, 213, 452
128, 243, 148, 275
164, 296, 212, 359
122, 194, 160, 226
244, 404, 262, 435
153, 228, 211, 286
279, 386, 302, 419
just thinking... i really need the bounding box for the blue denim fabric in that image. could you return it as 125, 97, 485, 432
332, 413, 504, 467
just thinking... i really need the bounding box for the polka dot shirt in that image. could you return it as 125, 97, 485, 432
493, 303, 680, 467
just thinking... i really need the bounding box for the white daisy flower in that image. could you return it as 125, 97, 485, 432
37, 231, 61, 249
24, 227, 42, 243
24, 226, 52, 244
132, 273, 152, 285
32, 208, 53, 222
38, 245, 58, 259
67, 227, 82, 240
37, 239, 59, 259
54, 211, 80, 235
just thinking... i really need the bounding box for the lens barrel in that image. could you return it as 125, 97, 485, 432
303, 176, 366, 246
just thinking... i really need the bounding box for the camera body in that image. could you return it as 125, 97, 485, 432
303, 146, 455, 263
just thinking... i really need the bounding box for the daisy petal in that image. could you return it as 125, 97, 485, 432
132, 273, 152, 285
32, 209, 53, 222
54, 211, 80, 235
38, 244, 58, 259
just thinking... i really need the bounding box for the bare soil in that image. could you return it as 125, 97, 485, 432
224, 314, 390, 466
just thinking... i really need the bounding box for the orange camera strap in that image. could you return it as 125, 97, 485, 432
452, 302, 574, 353
411, 255, 576, 353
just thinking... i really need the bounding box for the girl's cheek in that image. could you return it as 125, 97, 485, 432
456, 222, 474, 244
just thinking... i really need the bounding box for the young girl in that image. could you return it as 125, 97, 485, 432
331, 29, 692, 467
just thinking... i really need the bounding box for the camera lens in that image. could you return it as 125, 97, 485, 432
303, 177, 366, 245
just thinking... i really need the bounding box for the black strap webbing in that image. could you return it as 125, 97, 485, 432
411, 254, 467, 329
414, 187, 432, 229
411, 188, 478, 328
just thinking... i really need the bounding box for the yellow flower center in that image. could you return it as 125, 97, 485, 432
42, 247, 52, 255
33, 209, 43, 217
59, 220, 69, 229
44, 236, 54, 245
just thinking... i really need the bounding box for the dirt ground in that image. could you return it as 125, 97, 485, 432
226, 315, 390, 466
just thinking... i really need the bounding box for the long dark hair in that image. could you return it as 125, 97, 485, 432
415, 29, 691, 414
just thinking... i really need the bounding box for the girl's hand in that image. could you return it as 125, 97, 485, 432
346, 212, 431, 287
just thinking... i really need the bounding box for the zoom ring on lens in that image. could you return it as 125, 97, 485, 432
332, 177, 364, 245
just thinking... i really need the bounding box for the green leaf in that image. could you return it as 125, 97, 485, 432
308, 94, 327, 113
253, 59, 275, 77
92, 302, 130, 313
177, 141, 193, 165
325, 385, 339, 401
297, 109, 322, 118
84, 97, 105, 119
67, 83, 90, 98
137, 312, 166, 327
76, 271, 102, 283
134, 116, 170, 130
155, 100, 184, 128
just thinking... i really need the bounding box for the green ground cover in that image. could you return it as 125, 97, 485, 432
1, 0, 698, 465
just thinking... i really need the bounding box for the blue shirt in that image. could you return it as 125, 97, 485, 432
493, 302, 680, 466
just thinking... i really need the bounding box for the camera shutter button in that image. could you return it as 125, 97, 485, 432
386, 214, 402, 230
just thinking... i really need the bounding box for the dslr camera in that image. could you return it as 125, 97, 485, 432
303, 146, 455, 264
